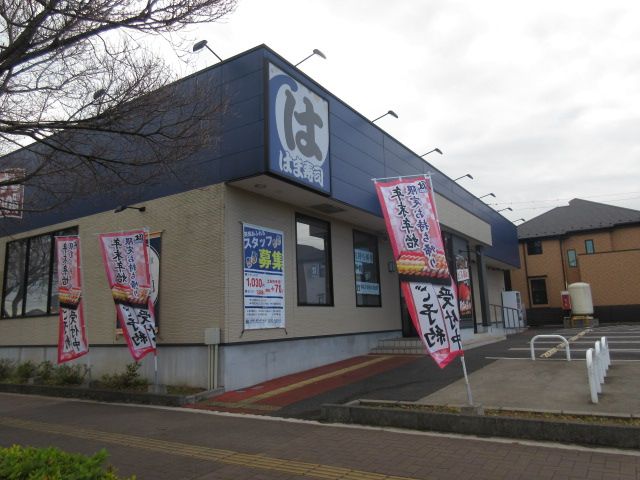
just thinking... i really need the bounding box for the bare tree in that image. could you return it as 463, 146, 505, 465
0, 0, 237, 215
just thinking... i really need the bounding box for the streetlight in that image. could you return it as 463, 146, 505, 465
420, 148, 442, 157
372, 110, 398, 123
479, 193, 496, 199
295, 48, 327, 67
193, 40, 223, 62
453, 174, 473, 182
514, 218, 525, 223
497, 207, 513, 213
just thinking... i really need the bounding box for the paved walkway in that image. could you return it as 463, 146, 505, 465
2, 393, 640, 480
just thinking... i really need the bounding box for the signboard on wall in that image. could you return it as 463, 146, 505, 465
243, 223, 285, 329
268, 63, 330, 194
0, 169, 25, 219
456, 254, 473, 317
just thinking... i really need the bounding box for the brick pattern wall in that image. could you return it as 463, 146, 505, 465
223, 186, 401, 344
0, 185, 225, 346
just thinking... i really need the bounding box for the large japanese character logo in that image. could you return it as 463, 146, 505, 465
270, 64, 329, 190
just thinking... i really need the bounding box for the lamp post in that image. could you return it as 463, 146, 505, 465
372, 110, 398, 123
479, 193, 496, 199
193, 40, 223, 62
420, 148, 442, 157
295, 49, 327, 67
453, 174, 473, 182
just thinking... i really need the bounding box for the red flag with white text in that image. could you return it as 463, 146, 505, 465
56, 236, 89, 363
374, 175, 463, 368
99, 230, 157, 361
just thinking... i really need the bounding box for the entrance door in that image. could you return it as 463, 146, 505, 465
400, 284, 418, 337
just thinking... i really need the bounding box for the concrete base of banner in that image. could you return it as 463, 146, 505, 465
148, 384, 168, 394
320, 399, 640, 450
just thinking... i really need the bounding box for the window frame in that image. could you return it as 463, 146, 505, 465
585, 239, 595, 254
526, 240, 543, 255
567, 249, 577, 268
295, 213, 334, 307
1, 227, 77, 319
352, 229, 382, 308
529, 277, 548, 305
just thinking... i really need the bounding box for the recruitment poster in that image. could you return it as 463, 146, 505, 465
55, 236, 89, 363
243, 223, 285, 329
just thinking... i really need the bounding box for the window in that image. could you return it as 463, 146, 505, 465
567, 249, 577, 268
529, 278, 548, 305
526, 240, 543, 255
353, 230, 381, 307
296, 214, 333, 305
2, 228, 77, 318
585, 239, 595, 254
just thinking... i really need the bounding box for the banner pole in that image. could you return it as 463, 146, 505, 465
460, 355, 474, 406
154, 351, 159, 386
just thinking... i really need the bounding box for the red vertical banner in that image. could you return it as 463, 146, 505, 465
99, 230, 156, 361
374, 176, 463, 368
56, 236, 89, 363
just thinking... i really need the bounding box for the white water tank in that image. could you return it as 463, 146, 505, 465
568, 282, 594, 315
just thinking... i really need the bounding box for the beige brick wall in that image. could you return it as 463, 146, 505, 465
612, 225, 640, 251
223, 186, 401, 344
0, 185, 225, 346
579, 250, 640, 306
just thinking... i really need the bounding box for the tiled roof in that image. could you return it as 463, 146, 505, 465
517, 199, 640, 239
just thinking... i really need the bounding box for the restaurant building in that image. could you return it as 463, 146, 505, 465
0, 45, 519, 390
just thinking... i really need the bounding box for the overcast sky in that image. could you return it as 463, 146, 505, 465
172, 0, 640, 221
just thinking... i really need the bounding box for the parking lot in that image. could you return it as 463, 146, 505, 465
485, 324, 640, 362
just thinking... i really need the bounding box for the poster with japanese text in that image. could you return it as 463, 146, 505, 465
99, 230, 156, 361
268, 63, 330, 194
456, 254, 473, 317
0, 168, 25, 219
55, 236, 89, 363
374, 176, 450, 282
374, 175, 464, 368
243, 224, 285, 329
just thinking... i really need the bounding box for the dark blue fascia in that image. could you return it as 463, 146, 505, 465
0, 45, 519, 268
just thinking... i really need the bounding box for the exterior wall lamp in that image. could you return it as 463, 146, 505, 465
372, 110, 398, 123
114, 205, 146, 213
453, 174, 473, 181
420, 148, 443, 157
479, 193, 496, 199
193, 40, 223, 62
295, 49, 327, 67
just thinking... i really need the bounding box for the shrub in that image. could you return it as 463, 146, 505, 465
0, 445, 134, 479
52, 363, 87, 385
0, 359, 14, 381
100, 363, 148, 391
36, 360, 55, 384
13, 361, 37, 383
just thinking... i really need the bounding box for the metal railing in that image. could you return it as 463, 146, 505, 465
488, 304, 526, 329
530, 335, 571, 361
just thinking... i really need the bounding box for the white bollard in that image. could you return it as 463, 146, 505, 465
601, 336, 610, 370
586, 348, 598, 404
595, 341, 605, 385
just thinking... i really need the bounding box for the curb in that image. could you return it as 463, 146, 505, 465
0, 383, 222, 407
320, 400, 640, 450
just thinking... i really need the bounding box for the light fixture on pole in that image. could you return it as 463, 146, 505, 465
372, 110, 398, 123
420, 148, 443, 157
479, 193, 496, 199
295, 48, 327, 67
497, 207, 513, 213
114, 205, 146, 213
514, 218, 525, 223
192, 40, 223, 62
453, 174, 473, 182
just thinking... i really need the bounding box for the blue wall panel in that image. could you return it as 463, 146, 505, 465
1, 45, 519, 267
